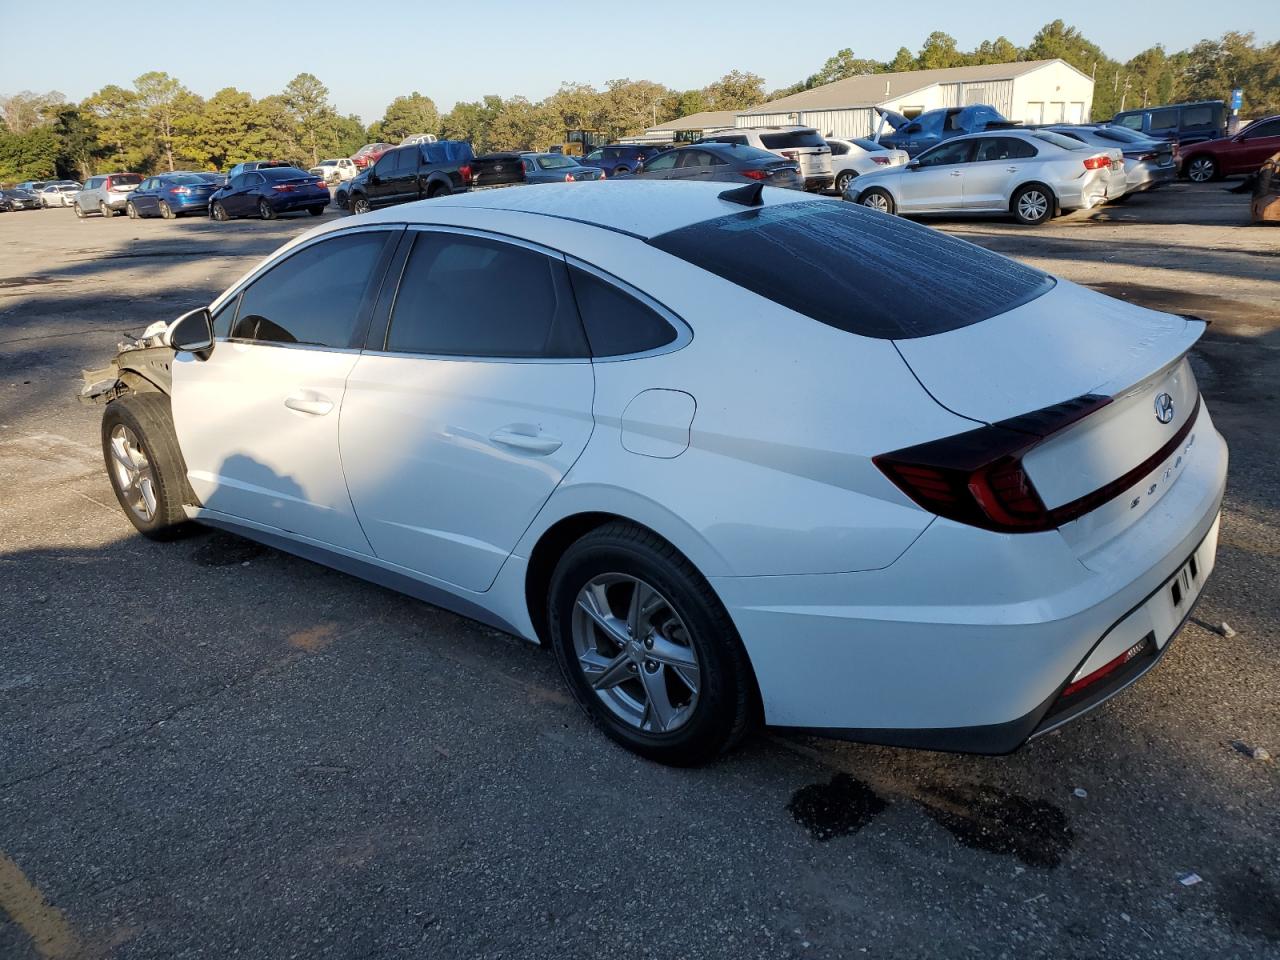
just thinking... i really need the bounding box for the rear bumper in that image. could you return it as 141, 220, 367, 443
270, 192, 330, 211
712, 403, 1228, 752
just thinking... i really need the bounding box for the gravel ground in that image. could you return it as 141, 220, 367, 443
1, 186, 1277, 960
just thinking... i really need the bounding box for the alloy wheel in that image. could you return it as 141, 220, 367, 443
571, 573, 701, 734
861, 192, 890, 213
1017, 190, 1049, 222
1188, 158, 1214, 182
108, 424, 157, 522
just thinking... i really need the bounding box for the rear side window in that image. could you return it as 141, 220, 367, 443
647, 202, 1055, 340
232, 232, 388, 347
975, 138, 1036, 161
386, 232, 587, 358
1181, 105, 1213, 127
1031, 131, 1084, 151
759, 130, 824, 149
568, 267, 676, 357
1116, 114, 1143, 130
1148, 108, 1178, 129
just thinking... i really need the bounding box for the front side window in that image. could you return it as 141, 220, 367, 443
918, 140, 974, 166
1243, 118, 1280, 139
1116, 114, 1143, 130
385, 232, 586, 358
568, 267, 677, 358
231, 232, 389, 347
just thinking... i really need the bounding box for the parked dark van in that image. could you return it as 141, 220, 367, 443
1109, 100, 1226, 146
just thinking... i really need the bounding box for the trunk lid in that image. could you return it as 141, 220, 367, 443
471, 153, 527, 188
894, 279, 1206, 551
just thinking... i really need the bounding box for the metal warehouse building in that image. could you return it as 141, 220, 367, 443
733, 59, 1095, 139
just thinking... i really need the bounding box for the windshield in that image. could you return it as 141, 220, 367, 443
648, 202, 1054, 340
759, 130, 825, 149
1031, 131, 1085, 151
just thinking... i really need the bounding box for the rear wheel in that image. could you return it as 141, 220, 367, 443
613, 166, 630, 177
1186, 156, 1217, 183
426, 183, 451, 199
211, 201, 228, 222
835, 169, 857, 194
159, 200, 174, 219
858, 187, 896, 214
101, 394, 190, 540
1011, 183, 1054, 225
307, 205, 324, 216
548, 521, 756, 766
126, 201, 139, 219
258, 198, 276, 220
99, 201, 114, 218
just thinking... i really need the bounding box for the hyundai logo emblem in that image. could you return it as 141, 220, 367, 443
1154, 392, 1175, 424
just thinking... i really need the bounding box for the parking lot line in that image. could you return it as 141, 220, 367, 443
0, 853, 80, 959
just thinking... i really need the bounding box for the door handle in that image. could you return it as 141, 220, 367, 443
284, 392, 333, 416
949, 170, 962, 176
489, 428, 562, 455
1006, 166, 1019, 172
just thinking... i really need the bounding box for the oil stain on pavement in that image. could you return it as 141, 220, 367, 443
788, 773, 888, 841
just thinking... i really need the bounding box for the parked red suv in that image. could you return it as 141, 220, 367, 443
1181, 115, 1280, 182
351, 142, 397, 171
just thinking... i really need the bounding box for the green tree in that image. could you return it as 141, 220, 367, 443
805, 49, 883, 89
134, 71, 190, 171
0, 90, 67, 134
332, 114, 369, 157
886, 47, 915, 72
373, 92, 439, 142
971, 37, 1020, 65
917, 32, 967, 70
440, 96, 504, 151
601, 79, 672, 135
82, 84, 149, 171
0, 126, 60, 181
703, 70, 766, 110
53, 107, 100, 179
281, 73, 338, 166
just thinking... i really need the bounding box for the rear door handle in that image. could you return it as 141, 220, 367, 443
949, 170, 962, 177
1006, 166, 1019, 172
284, 392, 333, 416
489, 428, 562, 455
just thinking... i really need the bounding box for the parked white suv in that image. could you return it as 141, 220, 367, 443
696, 126, 834, 190
75, 173, 144, 218
310, 158, 358, 182
86, 181, 1225, 765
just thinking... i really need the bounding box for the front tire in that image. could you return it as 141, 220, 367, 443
858, 187, 896, 214
74, 202, 86, 219
307, 205, 324, 216
126, 201, 139, 219
351, 195, 371, 215
211, 201, 228, 221
258, 198, 276, 220
1011, 183, 1054, 225
548, 521, 755, 766
159, 200, 174, 219
101, 394, 190, 540
1186, 156, 1217, 183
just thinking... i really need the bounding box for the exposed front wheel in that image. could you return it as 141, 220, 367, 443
74, 203, 86, 219
548, 521, 756, 766
351, 195, 371, 215
858, 187, 896, 214
1012, 184, 1054, 225
258, 198, 276, 220
101, 394, 191, 540
126, 201, 139, 219
211, 201, 228, 221
159, 200, 174, 219
1186, 156, 1217, 183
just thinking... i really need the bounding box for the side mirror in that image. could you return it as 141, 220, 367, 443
906, 158, 921, 170
169, 307, 214, 360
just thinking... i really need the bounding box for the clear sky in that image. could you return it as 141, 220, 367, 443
2, 0, 1276, 122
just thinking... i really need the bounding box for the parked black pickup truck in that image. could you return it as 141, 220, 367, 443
345, 140, 523, 213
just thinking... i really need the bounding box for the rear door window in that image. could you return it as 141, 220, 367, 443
975, 138, 1036, 161
647, 202, 1054, 340
385, 232, 587, 358
232, 232, 391, 347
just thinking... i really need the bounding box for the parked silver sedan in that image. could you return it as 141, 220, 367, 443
845, 130, 1126, 225
39, 182, 81, 207
1042, 124, 1177, 198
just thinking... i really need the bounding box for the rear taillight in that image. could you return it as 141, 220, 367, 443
564, 173, 576, 182
781, 150, 798, 160
272, 184, 296, 192
874, 395, 1113, 533
459, 163, 473, 183
871, 156, 891, 165
1083, 155, 1111, 170
740, 169, 768, 181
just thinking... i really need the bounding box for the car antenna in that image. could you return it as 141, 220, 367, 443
719, 182, 765, 207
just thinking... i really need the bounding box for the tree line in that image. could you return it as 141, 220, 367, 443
2, 21, 1277, 183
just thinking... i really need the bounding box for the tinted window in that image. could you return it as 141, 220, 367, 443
1116, 114, 1143, 130
212, 294, 240, 339
759, 130, 824, 149
648, 202, 1055, 340
568, 267, 677, 357
975, 137, 1036, 161
678, 150, 716, 168
1091, 127, 1143, 144
386, 233, 586, 358
643, 151, 678, 171
1148, 108, 1178, 129
851, 137, 883, 152
918, 140, 973, 166
1031, 130, 1085, 151
110, 174, 143, 186
827, 140, 848, 155
232, 232, 388, 347
393, 147, 419, 172
1181, 105, 1213, 127
261, 167, 309, 181
1243, 118, 1280, 139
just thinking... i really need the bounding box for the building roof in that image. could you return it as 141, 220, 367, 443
740, 59, 1075, 116
644, 110, 739, 134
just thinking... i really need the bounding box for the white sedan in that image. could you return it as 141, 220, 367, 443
89, 181, 1226, 765
827, 137, 909, 193
39, 182, 82, 207
847, 130, 1127, 224
310, 158, 357, 182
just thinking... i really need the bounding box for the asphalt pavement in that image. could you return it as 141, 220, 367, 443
1, 187, 1277, 959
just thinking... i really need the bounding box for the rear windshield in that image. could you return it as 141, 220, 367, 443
759, 130, 825, 149
109, 174, 143, 186
647, 202, 1055, 340
1030, 131, 1084, 151
1089, 126, 1147, 144
851, 137, 885, 151
262, 167, 310, 180
167, 174, 206, 185
424, 141, 474, 163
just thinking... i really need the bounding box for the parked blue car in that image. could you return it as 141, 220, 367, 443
208, 167, 330, 221
580, 143, 669, 177
519, 152, 604, 183
126, 173, 220, 218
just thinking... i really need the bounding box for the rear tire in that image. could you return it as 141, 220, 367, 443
307, 205, 324, 216
99, 201, 114, 218
547, 521, 756, 766
427, 183, 451, 199
258, 198, 276, 220
1011, 183, 1054, 225
159, 200, 174, 219
858, 187, 896, 214
835, 169, 857, 194
101, 394, 191, 541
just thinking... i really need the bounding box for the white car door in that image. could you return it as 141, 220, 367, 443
963, 136, 1038, 210
339, 227, 596, 592
171, 227, 401, 554
898, 139, 973, 212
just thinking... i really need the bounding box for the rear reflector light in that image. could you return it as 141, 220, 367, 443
1083, 155, 1112, 170
740, 169, 768, 181
1061, 636, 1154, 698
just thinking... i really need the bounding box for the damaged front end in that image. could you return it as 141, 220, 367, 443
79, 320, 175, 404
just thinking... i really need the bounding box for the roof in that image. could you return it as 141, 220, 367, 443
358, 180, 826, 239
741, 59, 1077, 116
644, 110, 739, 134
